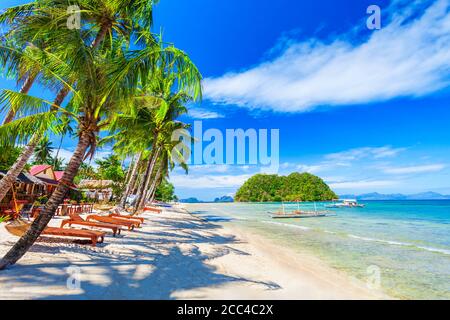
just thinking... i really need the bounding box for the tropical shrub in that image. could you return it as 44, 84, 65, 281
155, 179, 176, 202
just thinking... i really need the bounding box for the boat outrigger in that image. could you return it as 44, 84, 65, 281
270, 202, 333, 219
325, 199, 365, 208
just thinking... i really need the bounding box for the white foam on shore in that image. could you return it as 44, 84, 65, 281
347, 234, 450, 255
262, 221, 311, 231
263, 221, 450, 256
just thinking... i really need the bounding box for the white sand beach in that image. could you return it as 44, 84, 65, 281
0, 206, 389, 300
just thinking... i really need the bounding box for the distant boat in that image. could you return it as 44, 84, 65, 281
270, 211, 330, 219
326, 199, 365, 208
269, 201, 334, 219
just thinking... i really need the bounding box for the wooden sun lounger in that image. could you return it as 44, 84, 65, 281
109, 209, 145, 223
42, 227, 105, 247
86, 215, 138, 230
5, 220, 105, 247
61, 213, 122, 236
109, 213, 145, 223
143, 206, 162, 214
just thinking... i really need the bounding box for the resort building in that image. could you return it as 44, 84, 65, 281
78, 180, 114, 202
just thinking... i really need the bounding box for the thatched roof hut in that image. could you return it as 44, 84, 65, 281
78, 180, 114, 190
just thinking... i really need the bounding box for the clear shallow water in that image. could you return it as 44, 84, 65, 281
186, 201, 450, 300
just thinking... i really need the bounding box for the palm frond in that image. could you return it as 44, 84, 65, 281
0, 111, 59, 146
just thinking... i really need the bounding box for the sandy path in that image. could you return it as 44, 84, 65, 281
0, 207, 389, 299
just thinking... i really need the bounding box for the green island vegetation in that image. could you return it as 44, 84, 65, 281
235, 172, 338, 202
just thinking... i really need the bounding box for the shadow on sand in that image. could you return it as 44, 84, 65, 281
0, 216, 280, 299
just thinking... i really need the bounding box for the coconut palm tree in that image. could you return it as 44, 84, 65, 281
132, 71, 196, 211
33, 136, 54, 164
77, 162, 98, 181
0, 34, 201, 269
53, 115, 74, 167
0, 0, 158, 203
145, 135, 186, 204
52, 157, 65, 171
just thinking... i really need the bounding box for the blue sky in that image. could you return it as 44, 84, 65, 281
1, 0, 450, 200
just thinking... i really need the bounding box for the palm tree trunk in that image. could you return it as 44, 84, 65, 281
0, 133, 41, 202
134, 147, 160, 212
53, 133, 64, 166
119, 152, 141, 208
91, 21, 112, 48
149, 172, 164, 204
53, 86, 70, 108
145, 163, 163, 204
0, 131, 92, 270
123, 157, 133, 184
2, 74, 37, 124
133, 158, 153, 212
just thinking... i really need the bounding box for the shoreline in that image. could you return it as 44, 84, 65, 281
0, 206, 389, 300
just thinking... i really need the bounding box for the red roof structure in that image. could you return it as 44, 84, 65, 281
54, 171, 64, 181
29, 165, 52, 177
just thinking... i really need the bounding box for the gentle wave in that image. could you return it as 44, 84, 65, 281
347, 234, 450, 255
262, 221, 311, 231
262, 220, 450, 255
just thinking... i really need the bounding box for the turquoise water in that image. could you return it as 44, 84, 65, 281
185, 201, 450, 300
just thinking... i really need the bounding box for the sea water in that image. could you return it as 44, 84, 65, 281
185, 201, 450, 300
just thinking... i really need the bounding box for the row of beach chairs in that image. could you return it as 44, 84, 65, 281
6, 206, 163, 247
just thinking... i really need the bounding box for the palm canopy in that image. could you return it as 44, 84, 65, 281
107, 67, 197, 168
0, 0, 158, 45
0, 0, 161, 124
0, 30, 201, 157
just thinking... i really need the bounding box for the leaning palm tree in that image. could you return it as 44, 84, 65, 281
0, 35, 201, 269
133, 71, 197, 211
145, 126, 190, 204
0, 0, 158, 203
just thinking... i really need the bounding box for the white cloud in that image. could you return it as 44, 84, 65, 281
204, 0, 450, 112
51, 149, 73, 164
382, 164, 446, 174
329, 180, 399, 189
188, 108, 224, 119
296, 163, 331, 173
325, 146, 405, 162
170, 174, 252, 189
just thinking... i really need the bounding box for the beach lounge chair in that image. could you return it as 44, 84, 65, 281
61, 213, 122, 236
5, 220, 105, 247
42, 227, 105, 246
143, 206, 162, 214
108, 209, 145, 223
86, 215, 139, 230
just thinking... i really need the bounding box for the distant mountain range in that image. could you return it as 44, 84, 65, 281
180, 196, 234, 203
214, 196, 234, 203
339, 192, 450, 200
179, 197, 204, 203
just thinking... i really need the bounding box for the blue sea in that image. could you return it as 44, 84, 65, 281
185, 201, 450, 299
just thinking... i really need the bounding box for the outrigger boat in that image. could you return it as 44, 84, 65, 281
325, 199, 365, 208
270, 202, 333, 219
